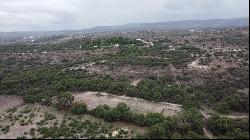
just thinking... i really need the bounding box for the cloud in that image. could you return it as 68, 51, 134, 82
0, 0, 248, 31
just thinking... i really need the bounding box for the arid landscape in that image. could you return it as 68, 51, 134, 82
0, 0, 249, 138
0, 25, 249, 139
0, 95, 146, 139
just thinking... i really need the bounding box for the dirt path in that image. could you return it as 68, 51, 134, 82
200, 108, 249, 139
200, 110, 249, 120
223, 114, 249, 119
203, 127, 214, 139
73, 92, 182, 117
238, 88, 249, 94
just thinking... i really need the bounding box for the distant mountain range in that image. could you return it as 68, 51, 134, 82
0, 17, 249, 41
83, 17, 249, 33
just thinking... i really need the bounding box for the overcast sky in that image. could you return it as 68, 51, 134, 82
0, 0, 249, 32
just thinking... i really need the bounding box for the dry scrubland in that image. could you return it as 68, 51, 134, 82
0, 27, 249, 139
0, 96, 145, 139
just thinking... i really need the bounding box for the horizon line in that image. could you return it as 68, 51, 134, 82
1, 16, 249, 33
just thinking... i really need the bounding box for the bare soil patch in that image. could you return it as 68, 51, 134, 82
188, 59, 209, 71
73, 92, 182, 117
0, 95, 24, 112
131, 79, 141, 87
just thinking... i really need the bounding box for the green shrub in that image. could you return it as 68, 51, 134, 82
70, 103, 88, 115
6, 107, 17, 113
207, 115, 232, 136
145, 113, 165, 126
56, 92, 74, 110
147, 123, 166, 139
91, 105, 111, 118
23, 94, 36, 103
44, 112, 56, 121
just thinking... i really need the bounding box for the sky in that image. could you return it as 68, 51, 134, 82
0, 0, 249, 32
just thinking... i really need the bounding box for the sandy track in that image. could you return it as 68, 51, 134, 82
200, 110, 249, 120
203, 127, 214, 139
73, 92, 182, 117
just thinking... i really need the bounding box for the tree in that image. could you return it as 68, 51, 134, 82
171, 133, 182, 139
70, 103, 88, 115
131, 113, 146, 126
184, 131, 207, 139
108, 82, 128, 95
145, 113, 165, 126
207, 115, 232, 136
182, 97, 200, 110
226, 128, 249, 139
114, 103, 131, 121
23, 94, 37, 103
56, 92, 74, 110
178, 108, 203, 134
152, 91, 162, 101
216, 102, 230, 114
103, 109, 119, 122
91, 105, 110, 118
147, 123, 166, 139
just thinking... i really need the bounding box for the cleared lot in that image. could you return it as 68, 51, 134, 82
73, 92, 182, 117
0, 95, 24, 112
